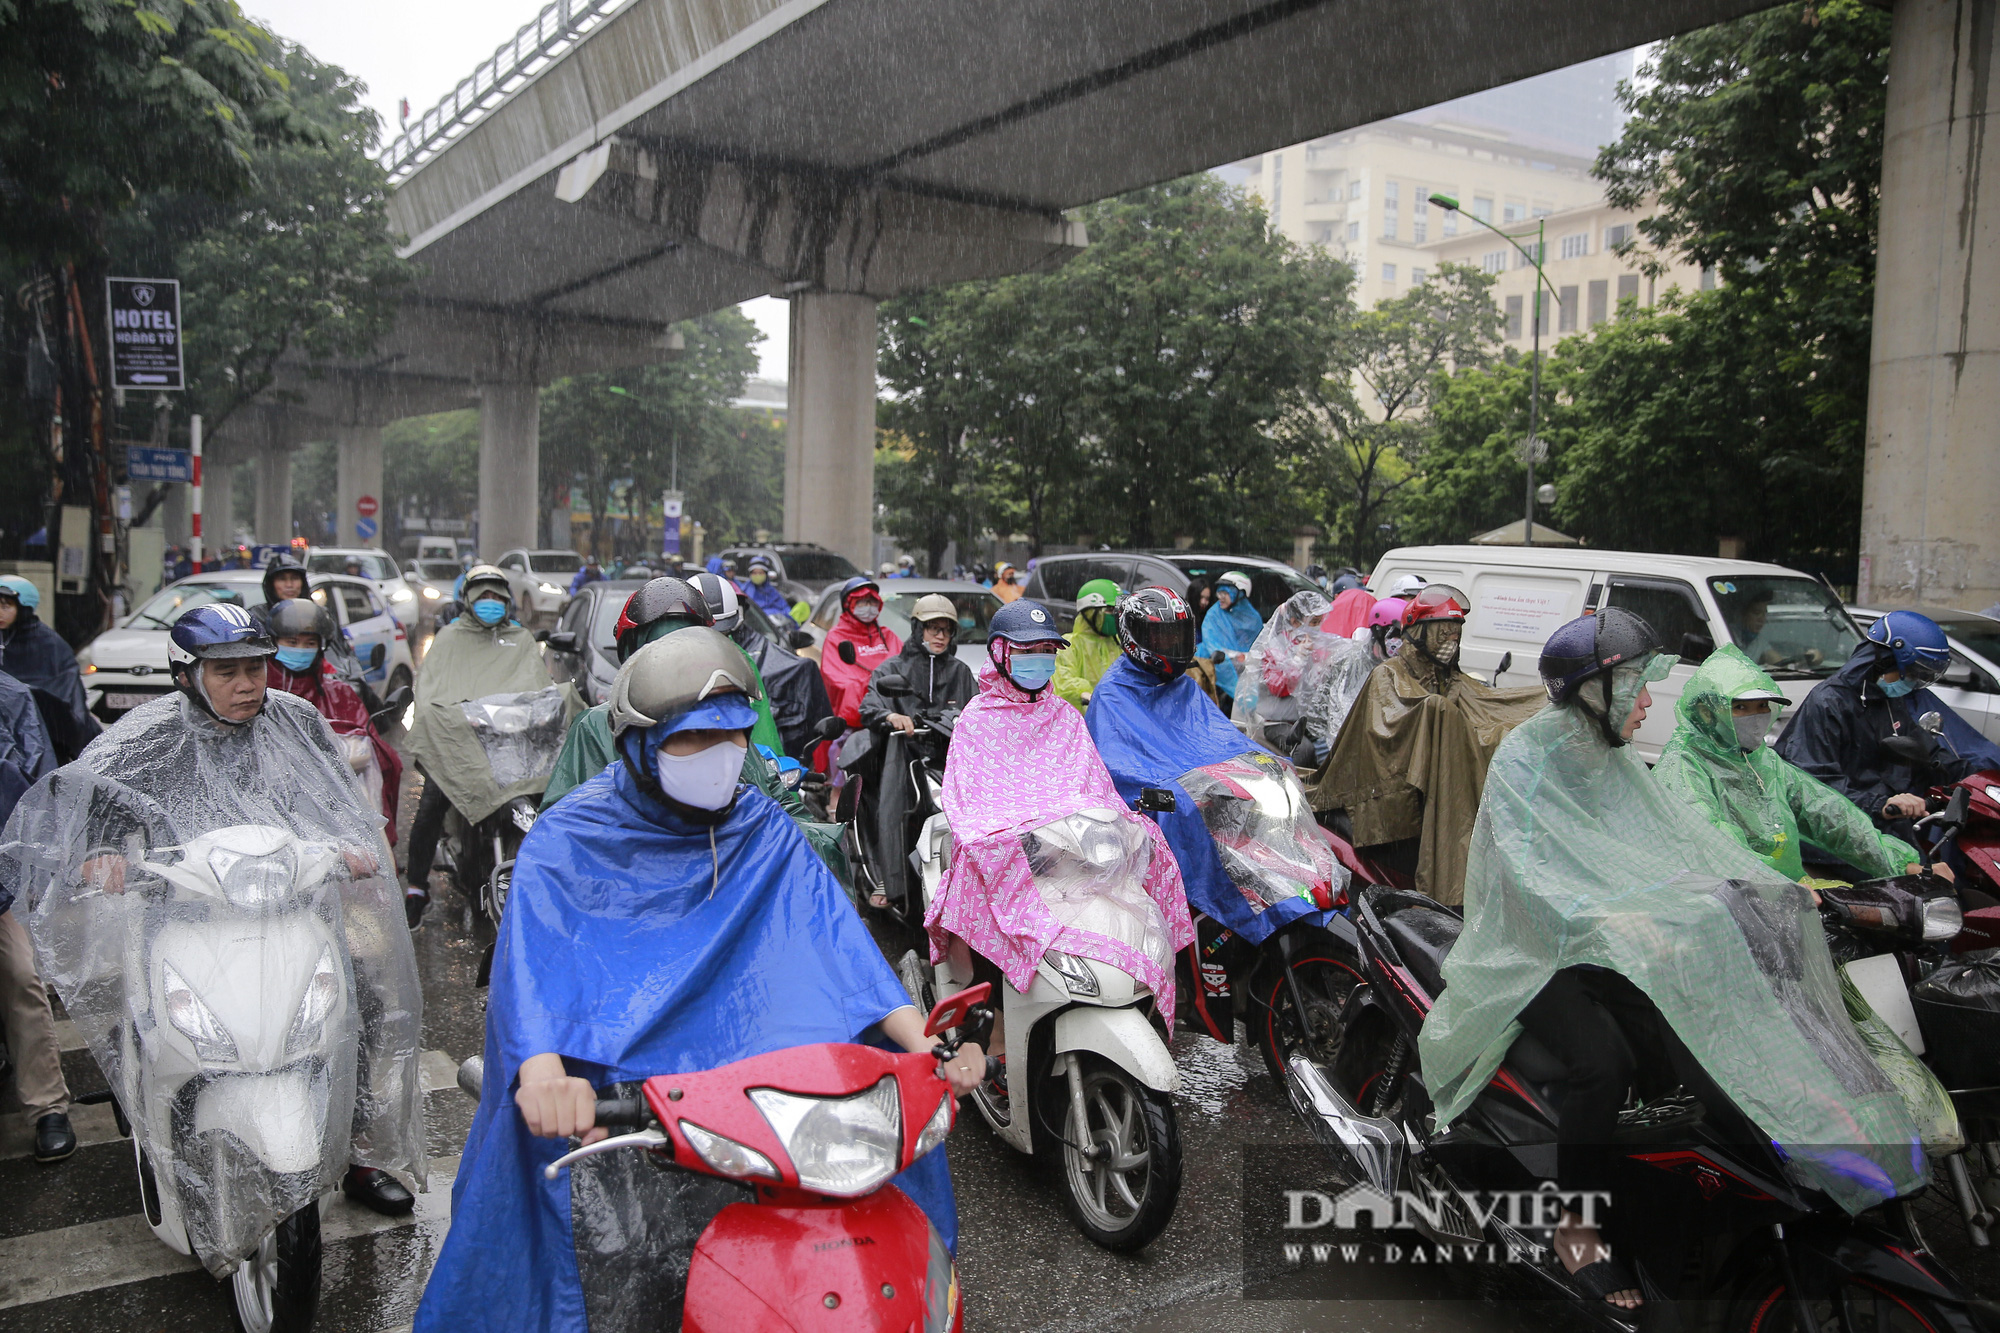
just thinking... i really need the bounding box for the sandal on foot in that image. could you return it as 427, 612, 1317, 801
867, 890, 891, 909
1569, 1256, 1642, 1308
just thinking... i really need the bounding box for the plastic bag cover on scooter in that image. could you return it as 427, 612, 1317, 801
0, 691, 427, 1274
1912, 949, 2000, 1089
1181, 754, 1344, 912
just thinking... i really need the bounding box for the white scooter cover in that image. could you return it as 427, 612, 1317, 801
0, 691, 426, 1272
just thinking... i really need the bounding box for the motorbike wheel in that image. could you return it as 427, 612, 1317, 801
1252, 927, 1364, 1089
229, 1204, 321, 1333
1055, 1054, 1182, 1252
1728, 1272, 1947, 1333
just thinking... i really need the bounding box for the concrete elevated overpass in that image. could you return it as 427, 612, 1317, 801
236, 0, 1999, 609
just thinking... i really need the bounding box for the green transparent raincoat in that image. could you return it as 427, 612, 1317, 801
1418, 654, 1930, 1213
1652, 646, 1916, 883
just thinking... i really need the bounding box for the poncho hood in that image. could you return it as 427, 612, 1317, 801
1420, 655, 1931, 1214
417, 768, 947, 1332
821, 614, 900, 728
1321, 589, 1376, 639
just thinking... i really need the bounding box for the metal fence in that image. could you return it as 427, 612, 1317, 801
376, 0, 631, 184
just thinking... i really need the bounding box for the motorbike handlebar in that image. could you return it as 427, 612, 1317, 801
596, 1096, 649, 1130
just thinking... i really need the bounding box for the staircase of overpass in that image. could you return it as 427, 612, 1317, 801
231, 0, 2000, 611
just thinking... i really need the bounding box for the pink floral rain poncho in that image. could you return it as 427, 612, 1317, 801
927, 664, 1195, 1020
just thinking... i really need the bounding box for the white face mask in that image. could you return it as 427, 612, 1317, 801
852, 603, 880, 623
655, 740, 745, 809
1733, 710, 1775, 753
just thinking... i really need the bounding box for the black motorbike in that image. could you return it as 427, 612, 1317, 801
1287, 880, 1990, 1332
826, 706, 958, 923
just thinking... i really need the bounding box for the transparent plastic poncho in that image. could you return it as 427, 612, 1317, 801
460, 688, 569, 790
404, 618, 568, 822
0, 692, 426, 1274
1231, 591, 1375, 752
1417, 655, 1932, 1214
1180, 752, 1346, 912
1022, 807, 1176, 977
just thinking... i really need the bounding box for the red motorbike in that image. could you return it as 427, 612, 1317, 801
543, 986, 992, 1333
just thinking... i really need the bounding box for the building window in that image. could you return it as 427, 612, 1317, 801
1558, 284, 1579, 332
1603, 223, 1631, 250
1503, 200, 1524, 223
1560, 233, 1588, 260
1383, 181, 1399, 205
1587, 278, 1608, 327
1411, 268, 1427, 285
1382, 263, 1397, 284
1515, 242, 1545, 269
1412, 218, 1427, 243
1532, 201, 1553, 218
1442, 210, 1458, 237
1472, 196, 1493, 222
1701, 265, 1717, 290
1482, 250, 1507, 274
1347, 220, 1361, 241
1318, 225, 1336, 244
1349, 179, 1363, 200
1505, 294, 1523, 340
1617, 273, 1641, 312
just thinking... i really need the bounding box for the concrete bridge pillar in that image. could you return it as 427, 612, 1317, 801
335, 425, 386, 550
478, 382, 540, 561
1860, 0, 2000, 608
255, 445, 293, 546
784, 293, 878, 569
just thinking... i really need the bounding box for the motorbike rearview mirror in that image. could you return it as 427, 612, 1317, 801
788, 629, 816, 651
369, 643, 387, 670
815, 715, 848, 741
534, 629, 549, 643
1137, 787, 1179, 814
1920, 711, 1946, 736
1491, 650, 1514, 687
370, 685, 413, 722
925, 981, 993, 1038
1678, 631, 1715, 665
543, 630, 580, 654
1940, 785, 1972, 831
836, 641, 857, 666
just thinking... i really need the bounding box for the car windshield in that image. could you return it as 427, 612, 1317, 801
1709, 576, 1863, 676
1167, 558, 1318, 619
127, 581, 260, 628
415, 561, 462, 581
308, 552, 397, 581
530, 552, 584, 574
1934, 616, 2000, 666
779, 551, 860, 582
882, 590, 1001, 645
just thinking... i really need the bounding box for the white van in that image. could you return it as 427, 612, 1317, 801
1368, 546, 1867, 762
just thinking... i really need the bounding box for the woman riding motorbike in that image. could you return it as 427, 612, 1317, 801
266, 597, 403, 842
415, 629, 979, 1332
1195, 572, 1262, 700
1419, 610, 1934, 1310
820, 576, 901, 729
1052, 578, 1123, 712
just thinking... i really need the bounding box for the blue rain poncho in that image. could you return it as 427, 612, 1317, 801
1088, 657, 1332, 944
415, 763, 952, 1333
1418, 654, 1931, 1215
1197, 595, 1263, 699
0, 671, 52, 831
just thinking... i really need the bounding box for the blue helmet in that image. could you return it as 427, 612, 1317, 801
1866, 610, 1952, 685
988, 599, 1068, 647
167, 603, 275, 667
1538, 607, 1661, 706
838, 575, 881, 610
0, 575, 41, 610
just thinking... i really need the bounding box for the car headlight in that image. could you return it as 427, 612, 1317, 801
391, 588, 415, 603
285, 948, 342, 1058
1922, 896, 1964, 942
76, 646, 95, 672
679, 1120, 780, 1182
749, 1076, 902, 1196
208, 844, 297, 908
163, 962, 238, 1063
913, 1092, 952, 1160
422, 586, 441, 600
1046, 950, 1100, 997
538, 582, 563, 596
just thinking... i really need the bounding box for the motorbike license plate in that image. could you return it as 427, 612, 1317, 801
105, 692, 159, 710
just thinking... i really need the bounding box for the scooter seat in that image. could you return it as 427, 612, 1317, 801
1502, 1030, 1569, 1085
1378, 900, 1461, 1001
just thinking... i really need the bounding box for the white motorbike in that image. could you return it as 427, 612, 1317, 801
915, 804, 1183, 1251
116, 824, 358, 1333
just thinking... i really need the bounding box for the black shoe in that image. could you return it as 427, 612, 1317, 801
34, 1112, 76, 1163
405, 886, 429, 929
343, 1165, 415, 1216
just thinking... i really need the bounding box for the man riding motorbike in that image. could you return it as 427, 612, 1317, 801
0, 576, 99, 762
1052, 578, 1122, 712
926, 599, 1193, 1097
820, 576, 901, 730
403, 565, 561, 928
1195, 571, 1262, 700
266, 598, 403, 841
1419, 610, 1937, 1310
542, 578, 846, 879
1653, 645, 1935, 885
1311, 584, 1544, 903
414, 629, 978, 1333
1774, 611, 2000, 854
739, 553, 791, 620
852, 594, 977, 909
0, 604, 426, 1228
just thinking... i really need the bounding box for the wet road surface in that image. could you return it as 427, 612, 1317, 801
5, 742, 1999, 1331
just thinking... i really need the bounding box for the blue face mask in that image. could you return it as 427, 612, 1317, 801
274, 646, 318, 673
471, 598, 507, 626
1879, 676, 1917, 698
1008, 653, 1057, 691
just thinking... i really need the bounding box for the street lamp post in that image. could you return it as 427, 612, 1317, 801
1428, 194, 1560, 546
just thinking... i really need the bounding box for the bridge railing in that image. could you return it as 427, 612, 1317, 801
376, 0, 633, 185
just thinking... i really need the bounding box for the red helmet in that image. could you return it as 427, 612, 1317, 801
1115, 587, 1196, 678
613, 577, 714, 662
1400, 583, 1469, 628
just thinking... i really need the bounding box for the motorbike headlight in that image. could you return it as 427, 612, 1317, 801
923, 1221, 958, 1333
286, 948, 342, 1058
162, 962, 238, 1064
749, 1076, 902, 1196
509, 802, 538, 833
913, 1092, 953, 1160
1922, 896, 1964, 942
1046, 950, 1101, 997
678, 1120, 780, 1183
207, 844, 297, 908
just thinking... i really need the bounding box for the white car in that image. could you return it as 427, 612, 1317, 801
307, 547, 421, 630
1846, 606, 2000, 747
495, 548, 586, 626
403, 556, 466, 629
79, 570, 415, 722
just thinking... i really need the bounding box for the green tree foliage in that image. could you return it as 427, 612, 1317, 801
384, 409, 478, 529
537, 309, 767, 557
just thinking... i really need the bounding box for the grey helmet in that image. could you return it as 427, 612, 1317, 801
608, 626, 763, 739
690, 571, 742, 634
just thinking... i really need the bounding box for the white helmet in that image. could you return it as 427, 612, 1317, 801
690, 571, 742, 634
1387, 573, 1428, 599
